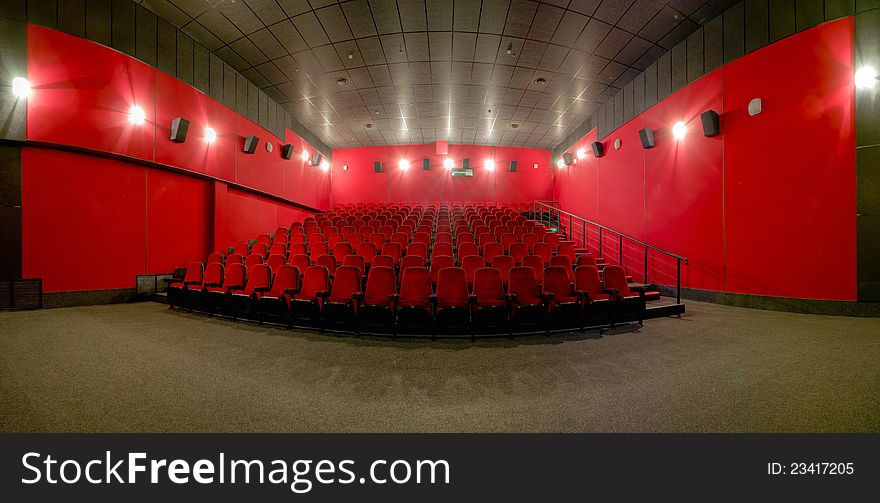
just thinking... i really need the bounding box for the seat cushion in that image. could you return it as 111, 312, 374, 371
476, 299, 506, 307
398, 299, 430, 308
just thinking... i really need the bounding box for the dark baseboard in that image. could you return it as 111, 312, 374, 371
42, 288, 138, 309
654, 285, 880, 317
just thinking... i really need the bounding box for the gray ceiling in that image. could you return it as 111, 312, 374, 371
139, 0, 738, 150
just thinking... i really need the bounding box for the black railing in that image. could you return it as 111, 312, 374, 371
532, 200, 689, 304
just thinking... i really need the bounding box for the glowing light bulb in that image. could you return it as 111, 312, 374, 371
556, 158, 565, 168
11, 77, 31, 98
301, 150, 309, 161
855, 66, 878, 90
672, 121, 687, 140
399, 159, 410, 171
484, 159, 495, 171
320, 160, 329, 172
204, 127, 217, 143
128, 105, 146, 125
443, 158, 454, 170
576, 148, 586, 159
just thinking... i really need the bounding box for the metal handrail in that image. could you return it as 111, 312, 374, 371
532, 200, 689, 304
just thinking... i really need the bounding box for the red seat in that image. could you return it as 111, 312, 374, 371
267, 254, 286, 273
544, 233, 559, 249
533, 242, 553, 265
207, 252, 224, 265
550, 255, 573, 282
381, 242, 401, 264
406, 242, 427, 259
251, 242, 269, 258
322, 265, 362, 328
167, 261, 203, 308
371, 255, 395, 270
206, 263, 247, 314
289, 243, 308, 256
602, 265, 646, 322
226, 253, 243, 265
310, 242, 328, 257
521, 255, 544, 277
507, 266, 546, 326
326, 233, 343, 248
391, 232, 409, 249
399, 255, 425, 275
269, 243, 287, 257
245, 254, 263, 268
457, 242, 478, 261
432, 242, 453, 259
348, 233, 365, 248
576, 254, 597, 268
289, 233, 305, 244
258, 264, 300, 319
315, 254, 337, 277
482, 242, 503, 263
357, 266, 397, 328
542, 265, 581, 326
509, 242, 528, 265
490, 255, 515, 286
234, 241, 250, 256
289, 254, 311, 278
574, 265, 613, 324
430, 255, 455, 287
457, 233, 475, 245
557, 242, 576, 263
435, 267, 470, 328
231, 263, 272, 319
257, 234, 272, 246
369, 233, 386, 249
470, 267, 508, 329
290, 265, 330, 325
521, 233, 539, 250
460, 255, 485, 287
434, 232, 453, 245
342, 254, 366, 279
357, 241, 378, 260
396, 267, 434, 329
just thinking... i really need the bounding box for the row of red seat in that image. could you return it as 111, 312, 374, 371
167, 261, 645, 336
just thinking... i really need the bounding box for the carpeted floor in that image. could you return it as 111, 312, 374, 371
1, 300, 878, 432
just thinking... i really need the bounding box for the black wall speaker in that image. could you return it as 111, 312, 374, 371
374, 161, 383, 173
509, 160, 517, 172
422, 158, 430, 170
562, 152, 573, 165
170, 117, 189, 143
462, 158, 470, 169
243, 135, 259, 154
638, 128, 655, 148
591, 141, 604, 157
311, 152, 323, 166
701, 110, 720, 137
280, 144, 294, 159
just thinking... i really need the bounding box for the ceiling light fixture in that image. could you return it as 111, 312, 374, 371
672, 121, 687, 140
534, 77, 547, 86
855, 66, 878, 90
11, 77, 31, 98
128, 105, 146, 125
336, 77, 349, 86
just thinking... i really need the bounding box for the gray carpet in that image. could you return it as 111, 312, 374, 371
1, 301, 878, 432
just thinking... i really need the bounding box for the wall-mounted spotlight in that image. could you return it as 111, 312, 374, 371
204, 127, 217, 144
301, 149, 309, 161
311, 152, 323, 166
638, 128, 655, 149
443, 158, 454, 170
11, 77, 31, 98
591, 142, 604, 158
556, 158, 565, 168
576, 148, 586, 160
128, 105, 146, 125
243, 135, 259, 154
562, 152, 574, 166
672, 122, 687, 140
484, 159, 495, 171
855, 66, 878, 90
399, 159, 410, 171
170, 117, 190, 143
280, 144, 294, 159
700, 110, 720, 137
320, 160, 329, 172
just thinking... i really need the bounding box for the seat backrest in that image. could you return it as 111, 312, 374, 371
251, 242, 268, 258
430, 255, 455, 286
289, 243, 308, 256
369, 233, 386, 248
432, 242, 453, 258
207, 253, 224, 265
557, 242, 576, 261
315, 254, 337, 275
434, 232, 453, 244
381, 242, 401, 262
203, 262, 224, 287
521, 255, 544, 277
543, 266, 573, 298
267, 254, 286, 272
501, 233, 517, 251
412, 232, 431, 246
457, 233, 475, 245
183, 262, 204, 284
457, 242, 478, 260
390, 232, 409, 248
436, 267, 469, 307
371, 254, 395, 269
269, 243, 287, 257
574, 265, 603, 296
226, 253, 244, 265
342, 254, 366, 276
472, 267, 505, 304
234, 241, 250, 256
357, 242, 377, 258
550, 255, 573, 281
289, 233, 305, 244
509, 242, 529, 264
406, 242, 427, 258
270, 264, 299, 296
245, 264, 272, 295
223, 263, 247, 289
490, 255, 515, 285
310, 242, 328, 257
329, 265, 361, 299
576, 254, 597, 268
602, 265, 633, 296
522, 234, 539, 250
508, 266, 539, 300
289, 254, 311, 274
544, 233, 559, 248
483, 242, 503, 263
533, 243, 553, 263
399, 267, 432, 306
245, 254, 263, 267
348, 233, 365, 247
460, 255, 485, 285
300, 265, 330, 298
326, 233, 343, 248
364, 266, 396, 305
399, 255, 425, 273
333, 242, 352, 259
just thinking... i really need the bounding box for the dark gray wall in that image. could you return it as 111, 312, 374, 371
855, 0, 880, 301
553, 0, 857, 157
0, 0, 331, 157
0, 13, 26, 281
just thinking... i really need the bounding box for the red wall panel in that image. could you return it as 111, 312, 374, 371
644, 70, 724, 292
723, 18, 856, 300
554, 129, 599, 223
146, 169, 212, 273
330, 146, 392, 205
27, 25, 156, 160
233, 117, 284, 196
21, 148, 147, 292
494, 146, 555, 206
596, 117, 646, 241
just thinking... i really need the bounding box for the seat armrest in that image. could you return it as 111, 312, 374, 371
541, 291, 555, 300
283, 288, 298, 295
468, 294, 478, 304
629, 285, 646, 292
316, 290, 330, 299
227, 285, 245, 292
353, 292, 365, 300
165, 278, 184, 284
254, 287, 270, 293
604, 288, 619, 296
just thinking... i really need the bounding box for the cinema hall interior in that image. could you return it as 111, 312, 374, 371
0, 0, 878, 434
